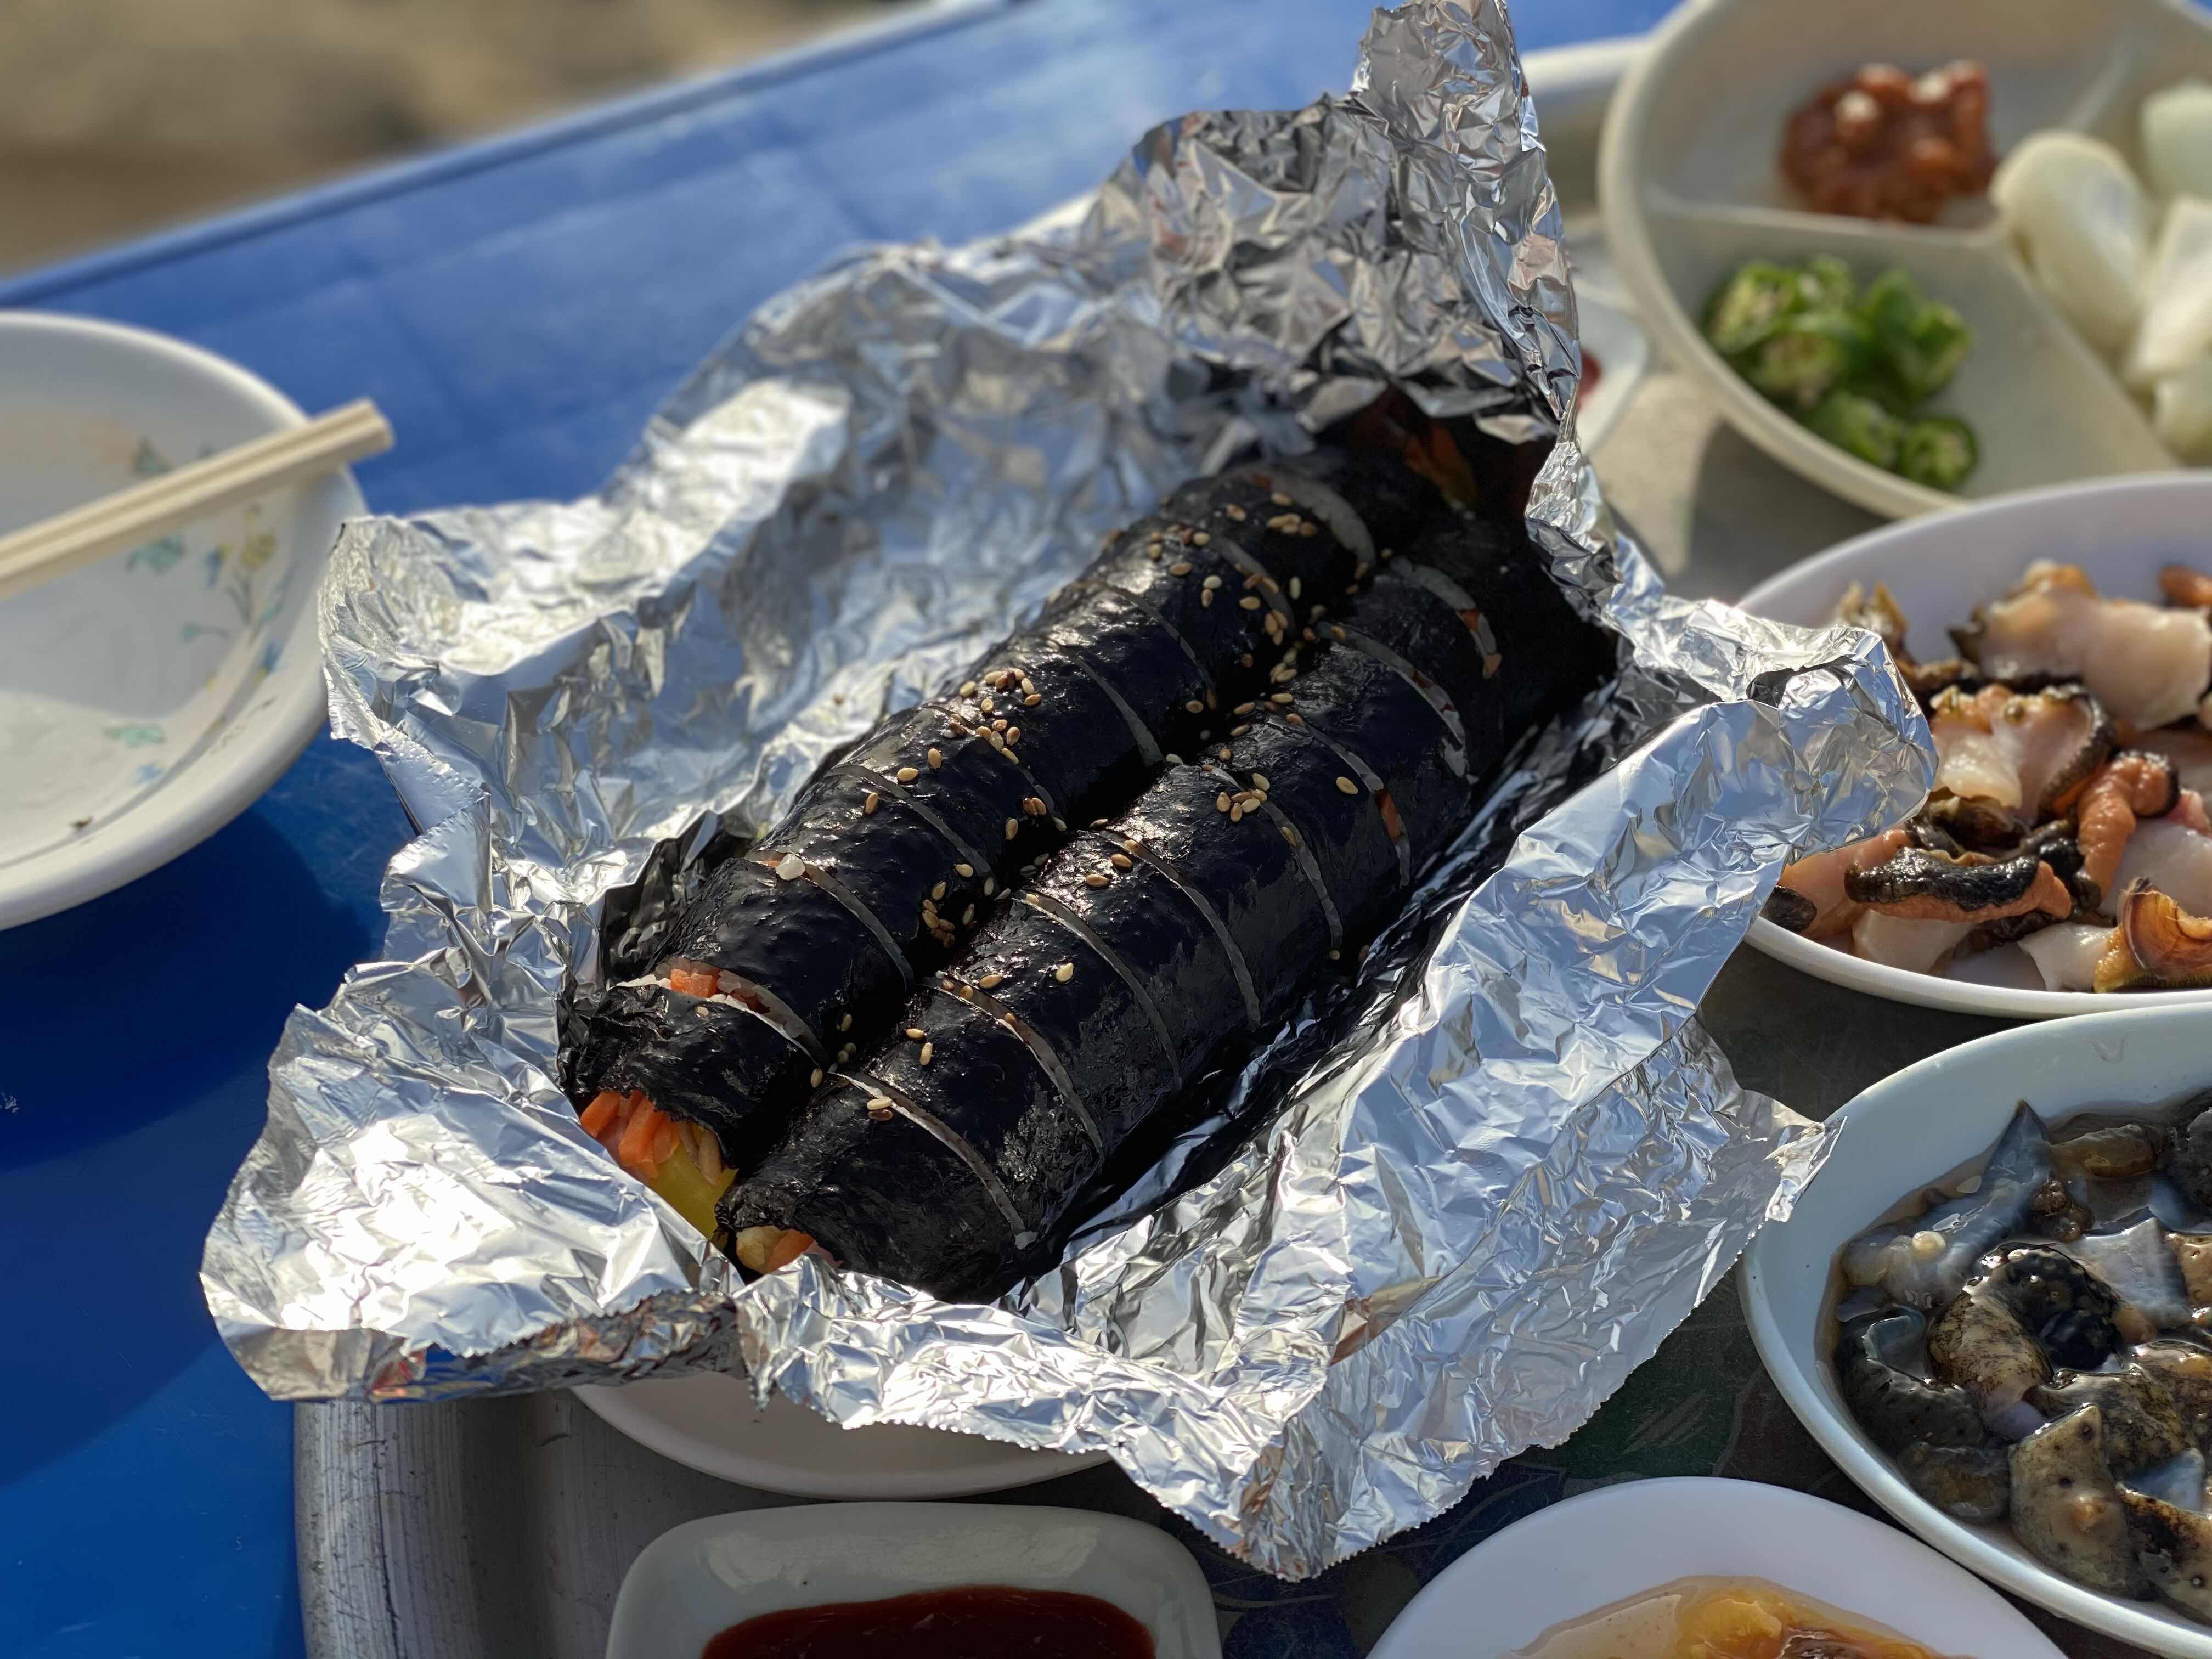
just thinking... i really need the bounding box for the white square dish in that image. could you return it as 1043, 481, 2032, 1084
603, 1501, 1221, 1659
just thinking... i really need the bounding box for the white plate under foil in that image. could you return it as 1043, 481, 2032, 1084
1737, 470, 2212, 1019
1600, 0, 2211, 521
573, 1373, 1104, 1499
1369, 1476, 2062, 1658
1743, 1003, 2212, 1658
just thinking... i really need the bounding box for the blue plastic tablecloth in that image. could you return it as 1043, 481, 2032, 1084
0, 3, 1669, 1654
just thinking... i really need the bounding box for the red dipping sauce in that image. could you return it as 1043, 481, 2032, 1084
1578, 348, 1603, 405
701, 1585, 1155, 1659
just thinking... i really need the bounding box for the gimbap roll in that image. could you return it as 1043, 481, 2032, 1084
571, 447, 1448, 1232
721, 513, 1611, 1297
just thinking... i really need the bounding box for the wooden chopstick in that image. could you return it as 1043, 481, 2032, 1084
0, 398, 393, 603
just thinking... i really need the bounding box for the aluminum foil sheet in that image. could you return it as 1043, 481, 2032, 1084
203, 0, 1934, 1575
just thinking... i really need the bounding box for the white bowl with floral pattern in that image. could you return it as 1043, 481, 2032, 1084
0, 311, 364, 928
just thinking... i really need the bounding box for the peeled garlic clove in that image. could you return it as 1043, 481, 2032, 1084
1992, 131, 2150, 353
2127, 196, 2212, 388
2144, 81, 2212, 201
2154, 357, 2212, 463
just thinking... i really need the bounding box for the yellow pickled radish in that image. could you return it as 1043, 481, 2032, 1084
645, 1139, 736, 1237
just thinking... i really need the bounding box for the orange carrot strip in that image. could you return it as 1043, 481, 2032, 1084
765, 1230, 815, 1271
579, 1091, 623, 1137
618, 1101, 667, 1175
1375, 788, 1404, 843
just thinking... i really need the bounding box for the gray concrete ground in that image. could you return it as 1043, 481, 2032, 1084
0, 0, 890, 269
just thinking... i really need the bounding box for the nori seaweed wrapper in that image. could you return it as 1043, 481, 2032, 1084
1285, 650, 1468, 868
572, 984, 819, 1165
1013, 858, 1238, 1079
949, 907, 1183, 1147
733, 1080, 1017, 1298
1214, 713, 1398, 940
874, 994, 1099, 1230
1338, 572, 1500, 764
663, 856, 908, 1049
1165, 474, 1361, 604
771, 770, 992, 972
1106, 765, 1335, 1015
1090, 515, 1302, 696
948, 641, 1157, 827
1242, 448, 1444, 557
1029, 584, 1215, 758
1406, 517, 1612, 729
846, 704, 1060, 866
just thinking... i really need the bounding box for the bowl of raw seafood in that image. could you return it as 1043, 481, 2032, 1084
1743, 1001, 2212, 1655
1600, 0, 2212, 520
1737, 470, 2212, 1018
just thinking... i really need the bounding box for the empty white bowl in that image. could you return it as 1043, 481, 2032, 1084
1600, 0, 2211, 520
1735, 469, 2212, 1019
0, 311, 363, 928
1742, 1001, 2212, 1656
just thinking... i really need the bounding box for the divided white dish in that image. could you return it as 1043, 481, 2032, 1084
1600, 0, 2212, 519
1735, 470, 2212, 1018
0, 311, 362, 928
603, 1503, 1220, 1659
1742, 1001, 2212, 1657
1368, 1476, 2062, 1658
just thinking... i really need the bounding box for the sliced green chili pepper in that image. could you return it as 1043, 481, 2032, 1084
1798, 255, 1858, 312
1860, 269, 1974, 408
1805, 390, 1906, 470
1898, 414, 1980, 490
1702, 261, 1806, 357
1706, 256, 1982, 484
1743, 311, 1871, 411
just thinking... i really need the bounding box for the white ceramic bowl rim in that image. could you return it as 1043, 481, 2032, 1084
571, 1373, 1105, 1500
0, 310, 352, 928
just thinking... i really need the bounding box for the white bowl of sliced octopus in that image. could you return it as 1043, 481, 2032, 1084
1737, 471, 2212, 1018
